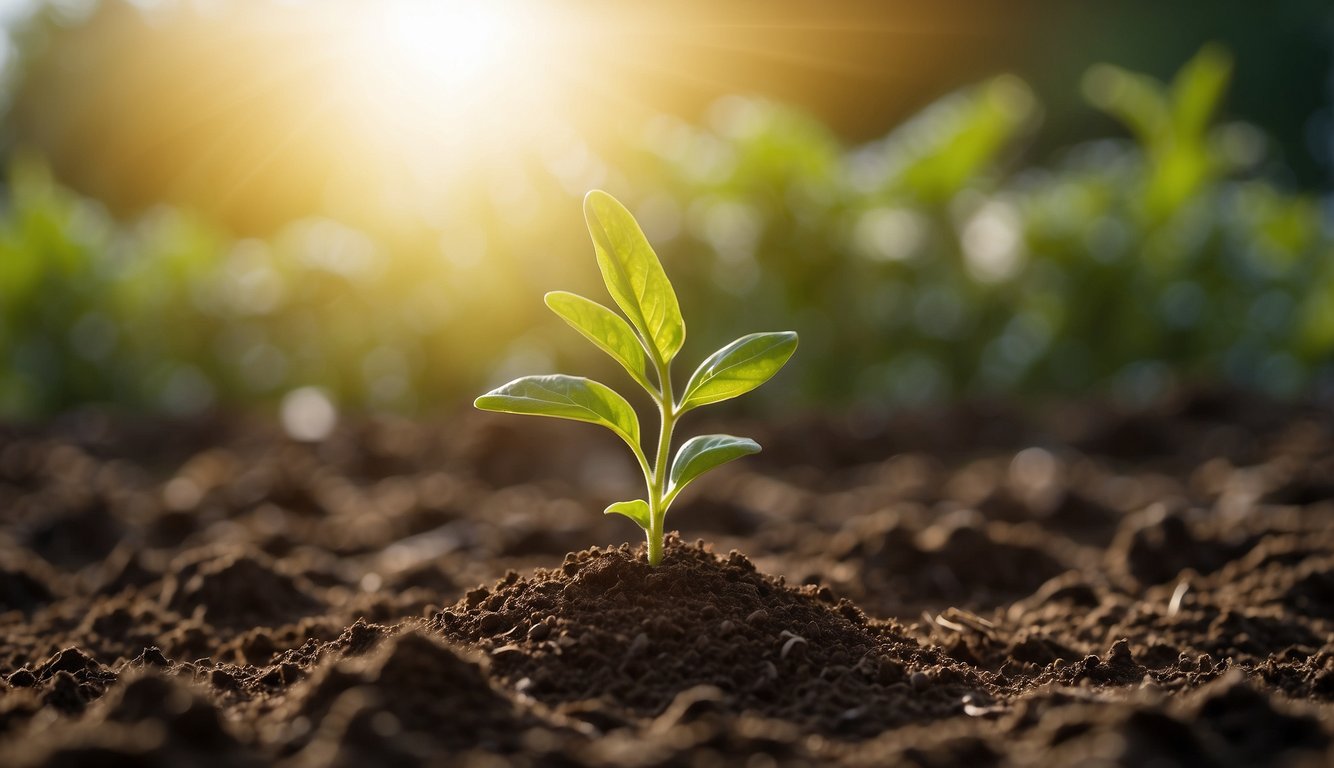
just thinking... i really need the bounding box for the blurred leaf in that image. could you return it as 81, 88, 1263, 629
1171, 44, 1232, 141
885, 76, 1038, 203
1083, 64, 1168, 146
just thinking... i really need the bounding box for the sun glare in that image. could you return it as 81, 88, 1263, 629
332, 0, 561, 171
375, 2, 521, 100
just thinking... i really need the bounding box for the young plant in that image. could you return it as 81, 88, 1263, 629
475, 190, 797, 566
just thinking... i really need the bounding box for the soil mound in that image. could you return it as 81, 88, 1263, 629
161, 550, 324, 629
9, 671, 261, 768
283, 629, 540, 754
0, 565, 54, 615
434, 537, 992, 736
808, 510, 1076, 616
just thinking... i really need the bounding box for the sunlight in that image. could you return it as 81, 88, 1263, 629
333, 0, 561, 169
373, 1, 522, 102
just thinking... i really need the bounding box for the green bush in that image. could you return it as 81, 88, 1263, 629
0, 46, 1328, 419
637, 46, 1332, 408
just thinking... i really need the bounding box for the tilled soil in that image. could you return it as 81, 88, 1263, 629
1, 389, 1332, 766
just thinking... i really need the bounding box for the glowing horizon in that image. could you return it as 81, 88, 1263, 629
6, 0, 1028, 234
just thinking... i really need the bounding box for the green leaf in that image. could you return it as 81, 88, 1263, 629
1082, 63, 1168, 148
1170, 44, 1232, 140
679, 332, 797, 412
474, 374, 640, 450
668, 434, 760, 499
545, 291, 653, 392
583, 190, 685, 365
604, 499, 651, 530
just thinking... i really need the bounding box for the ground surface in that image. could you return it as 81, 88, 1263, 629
0, 389, 1332, 766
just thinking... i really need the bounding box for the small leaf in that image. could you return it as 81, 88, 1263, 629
604, 499, 651, 530
584, 190, 685, 365
679, 332, 797, 412
668, 434, 760, 499
474, 374, 640, 450
545, 291, 653, 392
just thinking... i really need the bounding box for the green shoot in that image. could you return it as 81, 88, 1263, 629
475, 190, 797, 566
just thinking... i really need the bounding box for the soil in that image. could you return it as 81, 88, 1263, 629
1, 388, 1332, 766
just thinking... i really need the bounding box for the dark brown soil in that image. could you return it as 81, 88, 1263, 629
1, 389, 1332, 766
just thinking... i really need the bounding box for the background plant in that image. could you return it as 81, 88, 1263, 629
0, 46, 1328, 420
475, 191, 796, 565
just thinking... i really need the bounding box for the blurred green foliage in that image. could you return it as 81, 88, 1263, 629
0, 46, 1330, 419
642, 46, 1332, 409
0, 159, 540, 417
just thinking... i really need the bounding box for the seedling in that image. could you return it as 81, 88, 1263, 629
475, 190, 797, 566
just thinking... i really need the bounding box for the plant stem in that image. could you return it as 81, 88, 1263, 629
645, 510, 664, 566
646, 355, 676, 566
